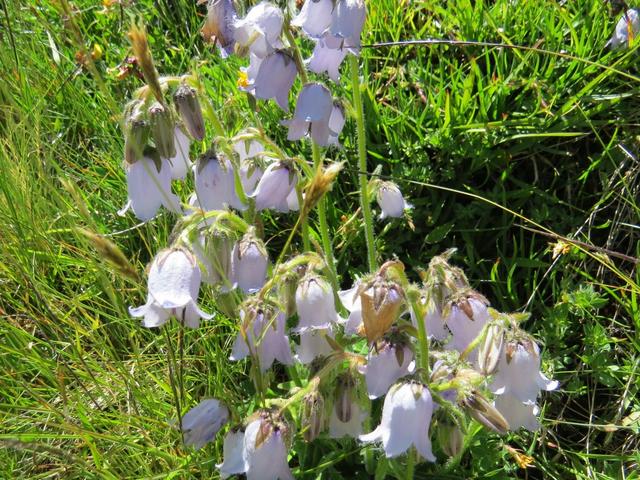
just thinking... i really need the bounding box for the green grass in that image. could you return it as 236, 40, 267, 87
1, 0, 639, 478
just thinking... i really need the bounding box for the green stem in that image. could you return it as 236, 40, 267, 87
409, 297, 430, 378
406, 448, 415, 479
349, 55, 376, 271
312, 143, 339, 295
163, 326, 184, 443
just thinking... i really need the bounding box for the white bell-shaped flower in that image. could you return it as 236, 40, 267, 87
241, 51, 297, 111
231, 309, 293, 372
359, 341, 415, 399
283, 83, 334, 146
444, 296, 490, 361
194, 153, 247, 211
360, 382, 436, 461
410, 297, 448, 341
243, 418, 294, 480
307, 34, 348, 82
217, 428, 246, 479
328, 102, 346, 145
234, 139, 265, 195
296, 328, 334, 364
292, 0, 334, 38
180, 399, 229, 450
376, 181, 412, 219
329, 399, 365, 439
202, 0, 237, 57
608, 8, 640, 49
167, 127, 192, 180
274, 187, 300, 213
129, 249, 213, 328
120, 155, 181, 221
295, 275, 339, 331
338, 281, 363, 334
330, 0, 366, 50
250, 161, 297, 211
494, 393, 540, 431
234, 2, 284, 58
231, 231, 269, 293
490, 339, 558, 404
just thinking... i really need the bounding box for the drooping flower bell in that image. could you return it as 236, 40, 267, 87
328, 101, 346, 145
292, 0, 333, 38
250, 160, 297, 211
217, 428, 246, 479
230, 302, 293, 372
490, 338, 558, 404
240, 51, 297, 111
179, 399, 229, 449
444, 293, 490, 361
494, 393, 540, 431
338, 280, 363, 334
234, 2, 284, 58
201, 0, 238, 57
329, 373, 366, 439
231, 229, 269, 293
608, 8, 640, 49
410, 294, 448, 341
167, 126, 192, 180
242, 413, 294, 480
360, 382, 436, 461
295, 274, 339, 331
330, 0, 366, 50
120, 150, 182, 221
194, 151, 247, 211
376, 181, 412, 220
129, 248, 213, 328
307, 34, 348, 82
359, 337, 415, 399
295, 328, 334, 364
283, 83, 335, 146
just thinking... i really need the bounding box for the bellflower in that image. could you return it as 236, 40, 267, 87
180, 399, 229, 450
250, 161, 297, 211
202, 0, 237, 57
359, 340, 415, 399
292, 0, 333, 38
328, 101, 346, 145
120, 154, 181, 221
444, 295, 490, 361
243, 416, 294, 480
167, 127, 192, 180
494, 393, 540, 431
217, 428, 246, 479
283, 83, 334, 146
330, 374, 365, 439
296, 328, 334, 364
376, 181, 412, 219
194, 152, 247, 211
129, 248, 213, 328
307, 34, 348, 82
231, 307, 293, 372
338, 281, 363, 334
410, 296, 448, 341
234, 2, 284, 58
490, 339, 558, 404
608, 8, 640, 49
274, 188, 300, 213
295, 274, 339, 331
330, 0, 366, 50
231, 230, 269, 293
360, 382, 436, 461
240, 51, 297, 111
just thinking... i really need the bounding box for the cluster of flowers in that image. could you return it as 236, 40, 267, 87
117, 1, 558, 477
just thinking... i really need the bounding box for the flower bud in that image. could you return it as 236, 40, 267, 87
148, 101, 176, 159
461, 389, 509, 435
335, 373, 356, 423
179, 399, 229, 450
376, 181, 412, 220
196, 228, 235, 287
124, 115, 149, 164
231, 230, 269, 293
477, 324, 504, 375
302, 391, 325, 442
437, 422, 463, 458
174, 84, 205, 141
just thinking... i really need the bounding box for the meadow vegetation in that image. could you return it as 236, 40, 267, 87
1, 0, 639, 478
